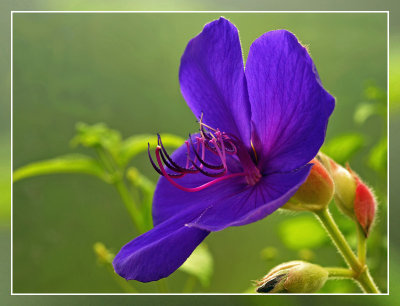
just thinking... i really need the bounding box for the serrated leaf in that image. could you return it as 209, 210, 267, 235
13, 154, 108, 182
322, 134, 364, 164
179, 243, 213, 287
279, 215, 327, 250
119, 133, 184, 166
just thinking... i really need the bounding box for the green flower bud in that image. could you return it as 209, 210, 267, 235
330, 162, 357, 218
256, 261, 328, 293
283, 156, 334, 212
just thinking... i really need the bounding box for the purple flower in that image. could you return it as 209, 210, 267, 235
113, 17, 335, 282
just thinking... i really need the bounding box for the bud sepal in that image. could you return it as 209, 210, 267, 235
256, 261, 328, 293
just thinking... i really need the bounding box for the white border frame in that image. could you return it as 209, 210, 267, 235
10, 10, 390, 296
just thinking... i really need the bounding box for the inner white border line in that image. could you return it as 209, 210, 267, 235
10, 10, 390, 296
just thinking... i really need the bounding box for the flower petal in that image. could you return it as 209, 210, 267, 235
187, 164, 312, 231
113, 207, 209, 282
179, 17, 251, 146
246, 30, 335, 173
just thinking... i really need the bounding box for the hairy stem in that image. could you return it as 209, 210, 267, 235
326, 267, 354, 279
357, 224, 367, 266
314, 208, 380, 293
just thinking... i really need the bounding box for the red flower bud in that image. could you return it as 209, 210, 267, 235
347, 166, 377, 237
326, 156, 377, 236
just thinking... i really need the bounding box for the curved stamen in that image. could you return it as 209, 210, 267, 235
210, 138, 227, 171
157, 134, 197, 174
159, 148, 190, 174
155, 146, 246, 192
189, 157, 227, 177
148, 143, 184, 178
189, 134, 224, 170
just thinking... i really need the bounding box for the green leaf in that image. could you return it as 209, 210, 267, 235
322, 133, 364, 164
119, 133, 184, 166
368, 138, 387, 175
71, 122, 122, 159
279, 215, 327, 250
179, 243, 214, 287
13, 154, 108, 182
354, 103, 379, 125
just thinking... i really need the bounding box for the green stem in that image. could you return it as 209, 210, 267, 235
326, 267, 354, 279
114, 178, 146, 233
357, 224, 367, 266
315, 209, 360, 271
96, 148, 115, 174
96, 147, 146, 233
314, 209, 380, 293
357, 268, 380, 294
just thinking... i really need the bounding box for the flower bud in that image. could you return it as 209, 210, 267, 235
283, 158, 334, 212
329, 162, 357, 218
329, 159, 377, 237
256, 261, 328, 293
348, 166, 377, 237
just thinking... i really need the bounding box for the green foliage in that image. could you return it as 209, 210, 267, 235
126, 167, 156, 230
12, 122, 216, 291
322, 134, 364, 164
390, 50, 400, 114
179, 243, 214, 287
71, 122, 122, 152
354, 103, 383, 125
12, 122, 185, 232
120, 134, 185, 167
71, 122, 184, 167
279, 215, 327, 250
354, 82, 386, 125
368, 138, 387, 176
352, 82, 387, 178
13, 154, 108, 182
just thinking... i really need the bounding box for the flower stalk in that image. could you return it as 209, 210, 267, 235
113, 178, 146, 233
325, 267, 354, 279
96, 146, 146, 233
357, 223, 367, 266
314, 208, 380, 293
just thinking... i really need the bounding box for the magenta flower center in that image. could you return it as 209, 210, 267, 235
148, 122, 261, 192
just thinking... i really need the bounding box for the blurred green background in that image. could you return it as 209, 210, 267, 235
1, 0, 399, 304
11, 12, 387, 293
